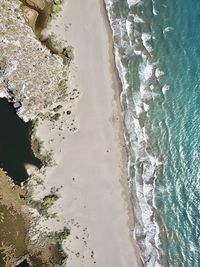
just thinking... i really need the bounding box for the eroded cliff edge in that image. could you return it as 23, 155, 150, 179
0, 0, 68, 122
0, 0, 71, 266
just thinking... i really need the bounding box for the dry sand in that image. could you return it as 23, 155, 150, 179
35, 0, 143, 266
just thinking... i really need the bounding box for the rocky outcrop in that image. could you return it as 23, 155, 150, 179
26, 0, 46, 10
21, 5, 39, 31
0, 0, 68, 121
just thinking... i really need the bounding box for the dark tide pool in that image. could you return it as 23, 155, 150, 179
16, 259, 29, 267
0, 98, 41, 184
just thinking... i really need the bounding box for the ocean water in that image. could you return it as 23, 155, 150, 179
104, 0, 200, 266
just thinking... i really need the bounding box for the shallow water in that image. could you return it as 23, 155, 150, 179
105, 0, 200, 266
0, 98, 41, 184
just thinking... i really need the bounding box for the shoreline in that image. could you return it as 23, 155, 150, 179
100, 0, 144, 264
102, 0, 141, 254
34, 0, 143, 266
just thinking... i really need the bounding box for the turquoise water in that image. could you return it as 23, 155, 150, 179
105, 0, 200, 266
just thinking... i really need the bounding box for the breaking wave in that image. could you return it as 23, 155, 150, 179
104, 0, 166, 266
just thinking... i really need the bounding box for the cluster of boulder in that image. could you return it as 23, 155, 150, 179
21, 0, 64, 33
21, 0, 48, 33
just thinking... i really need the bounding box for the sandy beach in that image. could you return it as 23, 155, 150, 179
35, 0, 143, 266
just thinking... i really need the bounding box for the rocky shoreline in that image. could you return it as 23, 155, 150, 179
0, 0, 73, 266
0, 0, 70, 122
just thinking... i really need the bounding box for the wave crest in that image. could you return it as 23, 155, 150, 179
104, 0, 165, 266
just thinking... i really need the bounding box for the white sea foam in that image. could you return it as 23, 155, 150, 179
162, 84, 170, 94
127, 0, 142, 8
115, 49, 129, 93
135, 103, 143, 116
104, 1, 163, 266
133, 49, 142, 56
150, 84, 154, 90
142, 126, 149, 142
144, 63, 153, 81
155, 68, 164, 78
143, 102, 150, 112
139, 58, 154, 85
153, 8, 158, 16
126, 19, 133, 42
141, 33, 153, 53
163, 26, 174, 34
134, 15, 144, 23
152, 0, 158, 15
0, 91, 7, 98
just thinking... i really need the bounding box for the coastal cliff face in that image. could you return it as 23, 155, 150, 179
0, 0, 67, 122
0, 1, 69, 265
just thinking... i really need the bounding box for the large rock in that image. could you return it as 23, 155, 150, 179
21, 6, 39, 32
0, 0, 68, 121
26, 0, 46, 10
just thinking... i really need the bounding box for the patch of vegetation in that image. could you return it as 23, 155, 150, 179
50, 112, 61, 121
51, 0, 64, 15
41, 150, 54, 167
52, 4, 61, 14
31, 136, 53, 166
62, 46, 74, 64
55, 227, 70, 242
54, 0, 64, 4
58, 79, 67, 92
43, 194, 58, 209
31, 119, 54, 167
53, 104, 62, 112
31, 118, 39, 135
31, 135, 43, 156
29, 194, 58, 217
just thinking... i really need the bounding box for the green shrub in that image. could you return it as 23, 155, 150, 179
29, 194, 58, 216
53, 105, 62, 112
51, 113, 61, 121
42, 194, 58, 209
62, 46, 74, 60
55, 227, 70, 241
